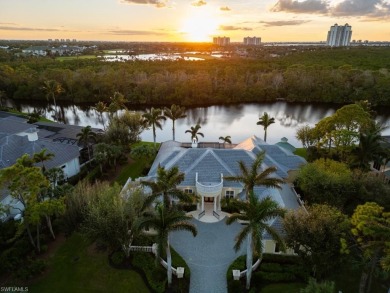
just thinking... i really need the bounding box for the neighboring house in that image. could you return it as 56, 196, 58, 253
0, 114, 85, 221
22, 46, 49, 56
135, 135, 307, 255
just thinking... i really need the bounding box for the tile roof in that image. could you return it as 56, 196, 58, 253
147, 136, 307, 207
0, 135, 79, 169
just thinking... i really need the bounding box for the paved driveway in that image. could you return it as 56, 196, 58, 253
170, 219, 245, 293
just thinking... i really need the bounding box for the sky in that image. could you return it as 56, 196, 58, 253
1, 0, 390, 42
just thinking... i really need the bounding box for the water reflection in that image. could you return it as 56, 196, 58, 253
11, 101, 390, 147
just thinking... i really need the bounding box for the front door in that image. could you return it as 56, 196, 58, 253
204, 197, 214, 203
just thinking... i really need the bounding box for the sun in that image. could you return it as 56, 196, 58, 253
180, 10, 219, 42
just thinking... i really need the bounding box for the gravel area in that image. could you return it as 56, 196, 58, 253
170, 219, 245, 293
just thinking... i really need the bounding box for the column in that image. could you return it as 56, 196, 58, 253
201, 195, 204, 212
214, 196, 217, 212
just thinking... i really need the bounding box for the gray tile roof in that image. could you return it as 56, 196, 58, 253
146, 136, 307, 210
0, 135, 79, 169
34, 121, 103, 146
0, 118, 36, 135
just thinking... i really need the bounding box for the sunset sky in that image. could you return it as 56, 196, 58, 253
1, 0, 390, 42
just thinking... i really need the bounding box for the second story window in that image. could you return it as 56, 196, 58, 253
184, 188, 193, 194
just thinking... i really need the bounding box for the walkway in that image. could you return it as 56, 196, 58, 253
186, 203, 229, 223
170, 219, 245, 293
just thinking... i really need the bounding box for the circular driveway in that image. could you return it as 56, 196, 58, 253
170, 219, 245, 293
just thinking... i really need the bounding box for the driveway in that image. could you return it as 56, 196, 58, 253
170, 219, 245, 293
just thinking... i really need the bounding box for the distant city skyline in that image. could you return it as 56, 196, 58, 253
1, 0, 390, 42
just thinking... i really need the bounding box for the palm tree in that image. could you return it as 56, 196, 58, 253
226, 193, 286, 289
351, 123, 387, 171
76, 126, 97, 163
33, 148, 55, 172
219, 135, 232, 144
139, 204, 197, 286
94, 101, 108, 130
185, 123, 204, 143
109, 91, 128, 117
225, 151, 284, 201
141, 165, 192, 208
257, 112, 275, 142
42, 80, 64, 109
142, 107, 166, 146
164, 104, 187, 141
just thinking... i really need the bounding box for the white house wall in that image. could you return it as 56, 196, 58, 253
61, 157, 80, 178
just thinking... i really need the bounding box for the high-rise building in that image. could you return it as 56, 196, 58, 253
326, 23, 352, 47
243, 36, 261, 45
213, 36, 230, 46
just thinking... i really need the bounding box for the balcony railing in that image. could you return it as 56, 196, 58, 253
195, 172, 223, 197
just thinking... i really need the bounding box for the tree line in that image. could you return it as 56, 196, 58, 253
1, 47, 390, 107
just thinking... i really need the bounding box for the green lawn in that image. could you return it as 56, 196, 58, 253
2, 108, 53, 122
29, 233, 150, 293
294, 148, 307, 160
56, 55, 97, 61
115, 142, 159, 186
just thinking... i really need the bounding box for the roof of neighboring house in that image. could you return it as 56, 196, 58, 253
34, 121, 103, 145
0, 135, 80, 169
0, 117, 36, 135
145, 135, 306, 210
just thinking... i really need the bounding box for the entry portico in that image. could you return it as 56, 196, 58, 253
196, 172, 223, 213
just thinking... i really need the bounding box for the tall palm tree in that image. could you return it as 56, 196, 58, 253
164, 104, 187, 141
141, 165, 192, 208
257, 112, 275, 142
94, 101, 108, 130
33, 148, 55, 172
219, 135, 232, 144
76, 126, 97, 162
139, 205, 197, 286
226, 193, 286, 290
142, 107, 166, 146
185, 123, 204, 143
42, 80, 64, 109
225, 151, 284, 201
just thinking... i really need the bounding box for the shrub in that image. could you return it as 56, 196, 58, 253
132, 252, 166, 293
260, 262, 283, 272
255, 271, 296, 283
15, 259, 47, 280
111, 250, 126, 266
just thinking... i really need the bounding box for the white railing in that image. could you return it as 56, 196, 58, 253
129, 243, 184, 278
232, 258, 262, 280
195, 173, 223, 197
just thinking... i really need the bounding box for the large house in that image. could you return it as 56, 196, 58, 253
0, 112, 97, 220
135, 136, 307, 254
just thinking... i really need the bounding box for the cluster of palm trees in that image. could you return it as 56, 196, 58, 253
225, 150, 286, 289
139, 165, 197, 287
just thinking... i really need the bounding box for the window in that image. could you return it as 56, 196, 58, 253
184, 189, 193, 194
225, 190, 234, 198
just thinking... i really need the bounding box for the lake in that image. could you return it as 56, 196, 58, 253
9, 101, 390, 147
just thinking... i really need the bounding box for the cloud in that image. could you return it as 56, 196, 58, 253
191, 0, 207, 7
220, 6, 231, 11
259, 20, 311, 26
271, 0, 328, 13
270, 0, 390, 19
108, 29, 169, 35
0, 26, 62, 32
120, 0, 168, 8
331, 0, 390, 17
219, 25, 252, 31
